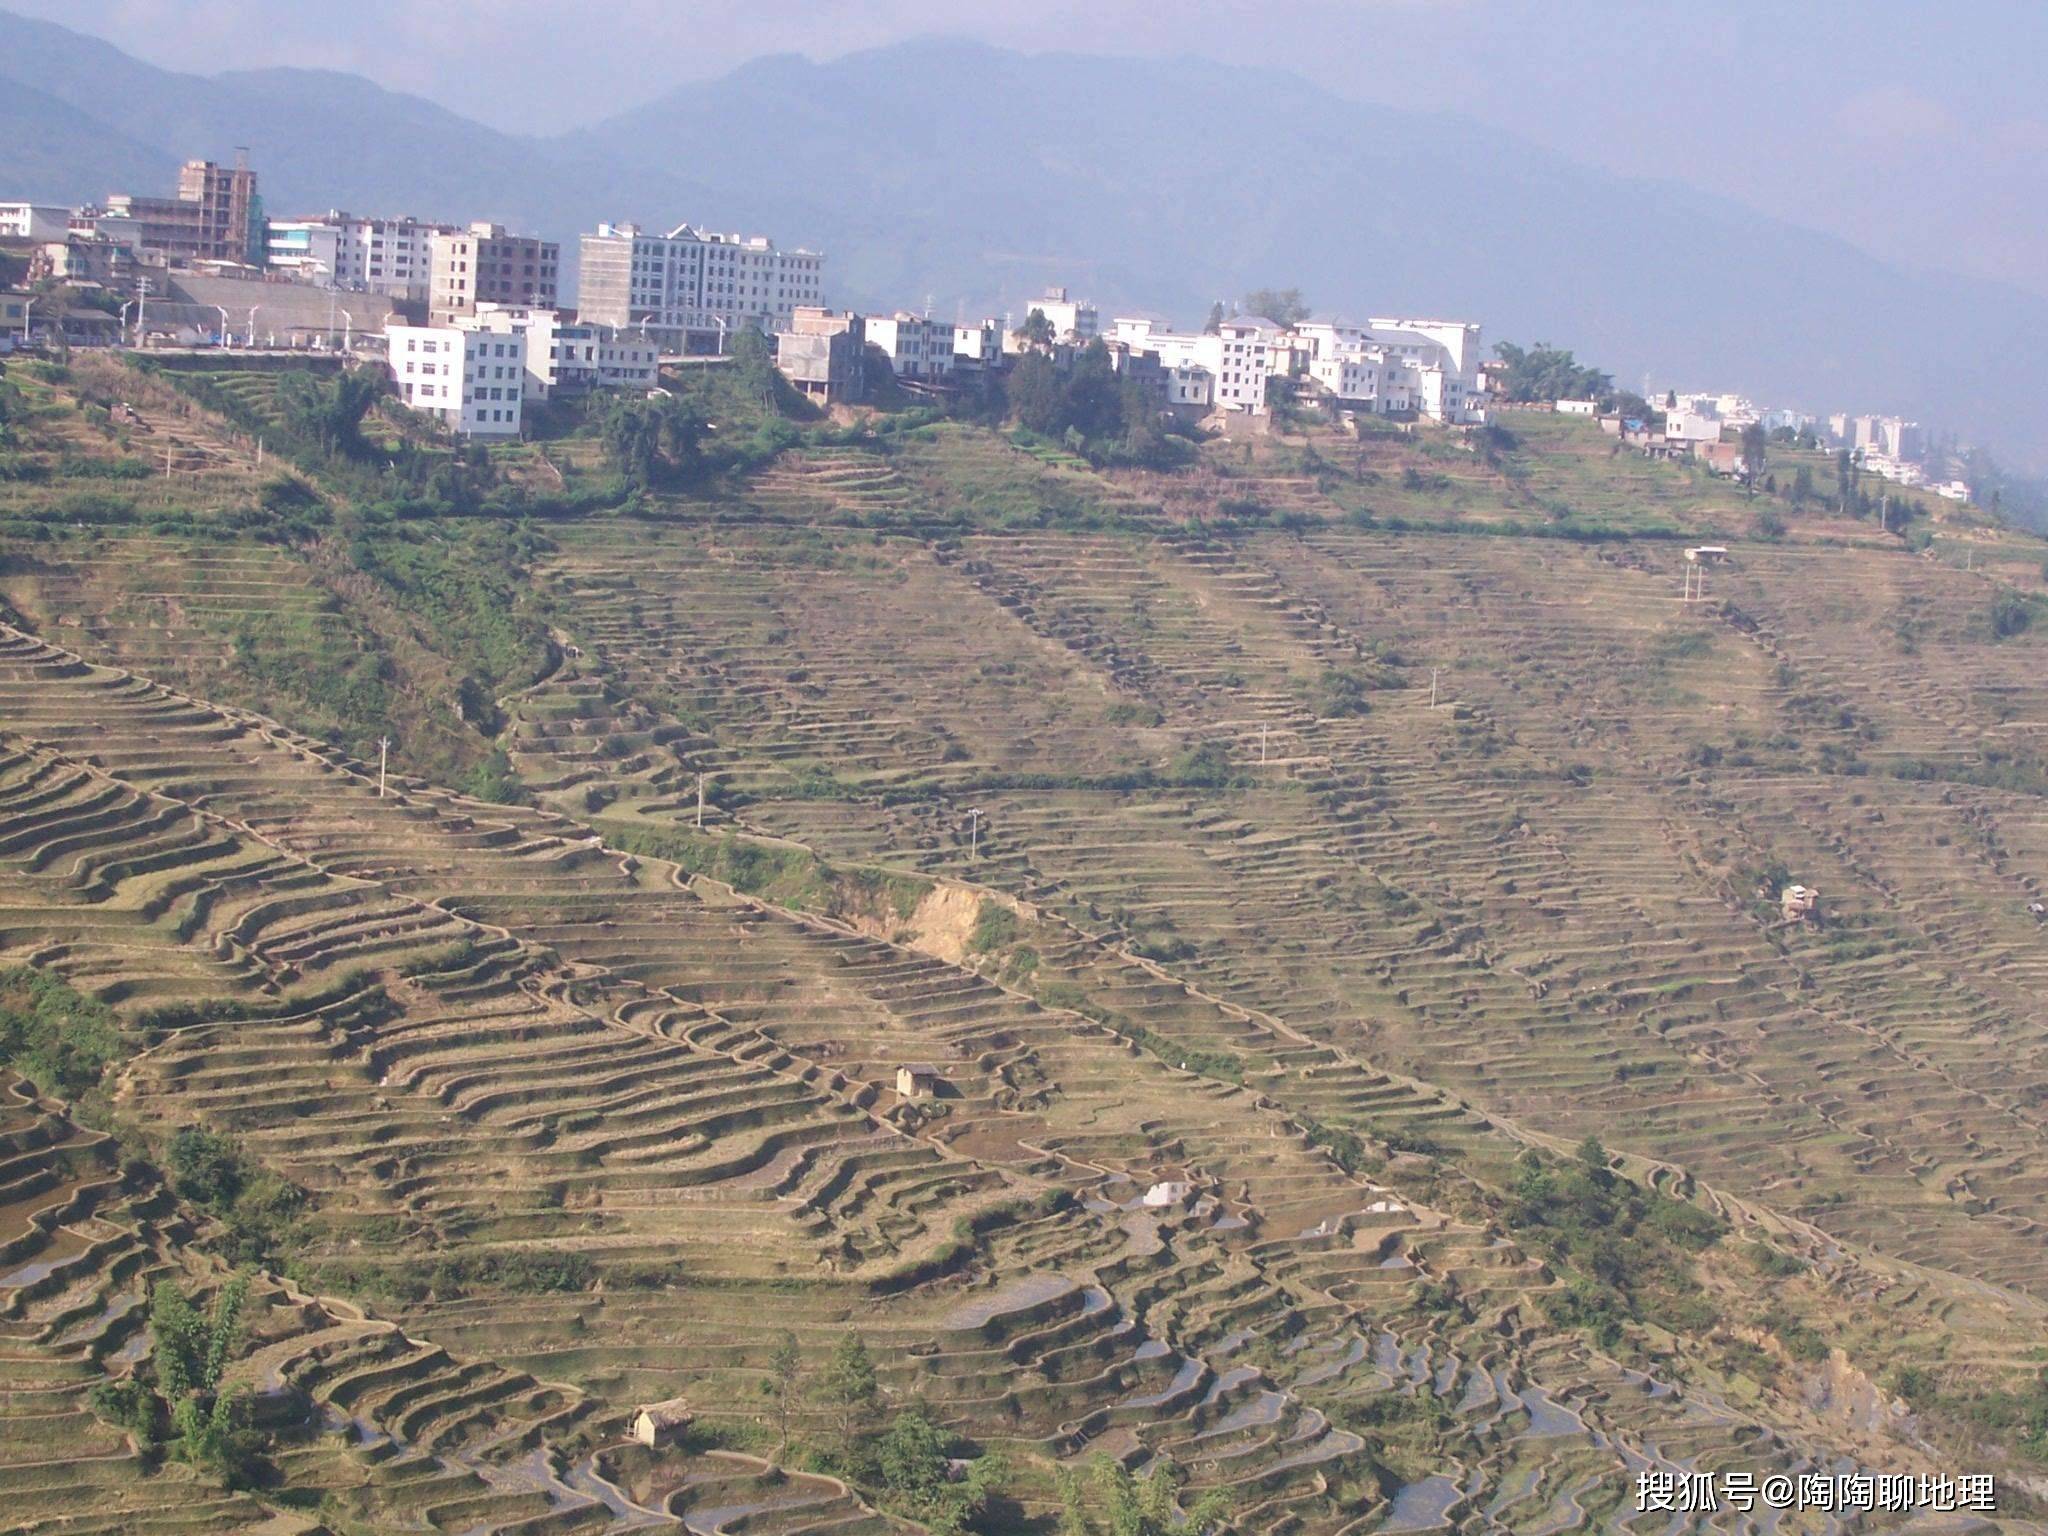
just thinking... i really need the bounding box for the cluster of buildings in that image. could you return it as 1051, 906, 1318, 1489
1819, 411, 1968, 499
5, 152, 1493, 441
0, 151, 1994, 493
1557, 387, 1975, 504
778, 285, 1488, 430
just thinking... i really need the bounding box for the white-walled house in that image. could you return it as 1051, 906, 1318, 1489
1110, 315, 1277, 414
0, 203, 75, 242
865, 313, 955, 380
1663, 407, 1723, 448
953, 319, 1004, 368
1292, 319, 1483, 423
387, 321, 526, 436
461, 305, 658, 400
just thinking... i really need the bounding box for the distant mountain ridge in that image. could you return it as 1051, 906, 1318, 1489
3, 11, 2044, 467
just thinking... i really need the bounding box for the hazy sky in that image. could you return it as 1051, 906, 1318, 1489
17, 0, 2047, 300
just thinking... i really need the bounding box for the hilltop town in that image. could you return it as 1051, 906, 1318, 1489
1, 158, 1978, 507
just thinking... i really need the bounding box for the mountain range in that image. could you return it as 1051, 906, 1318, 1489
4, 7, 2043, 468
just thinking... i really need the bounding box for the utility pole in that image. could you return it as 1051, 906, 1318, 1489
967, 807, 984, 860
1429, 667, 1441, 708
378, 736, 391, 798
696, 772, 707, 829
1259, 723, 1268, 764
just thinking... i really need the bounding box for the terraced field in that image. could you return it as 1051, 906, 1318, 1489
3, 359, 2047, 1531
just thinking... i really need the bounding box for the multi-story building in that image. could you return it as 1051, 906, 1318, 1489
386, 320, 527, 436
26, 234, 145, 290
1308, 350, 1389, 412
267, 212, 460, 302
1760, 407, 1815, 434
428, 223, 558, 323
578, 221, 825, 352
1825, 413, 1924, 462
1111, 315, 1278, 414
0, 203, 72, 242
1294, 319, 1484, 424
775, 307, 866, 404
90, 157, 262, 266
262, 219, 339, 283
952, 319, 1004, 369
1881, 418, 1924, 461
459, 304, 658, 400
178, 158, 262, 264
865, 313, 954, 380
1010, 286, 1098, 347
1662, 407, 1723, 448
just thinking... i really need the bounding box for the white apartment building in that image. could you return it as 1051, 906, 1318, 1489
578, 221, 825, 349
1161, 361, 1213, 410
865, 313, 955, 380
1862, 452, 1928, 488
953, 319, 1004, 368
386, 321, 527, 436
267, 212, 460, 302
1760, 407, 1815, 434
1295, 319, 1484, 424
0, 203, 74, 242
1308, 351, 1383, 410
1663, 407, 1723, 447
1010, 286, 1099, 347
1827, 413, 1924, 462
1110, 316, 1277, 414
460, 304, 658, 400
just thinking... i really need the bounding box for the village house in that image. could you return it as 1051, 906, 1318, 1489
1780, 885, 1822, 925
631, 1398, 694, 1449
775, 307, 867, 404
896, 1063, 943, 1098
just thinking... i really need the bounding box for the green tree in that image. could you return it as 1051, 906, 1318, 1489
1013, 308, 1056, 348
766, 1330, 803, 1457
876, 1404, 951, 1508
279, 368, 383, 460
1738, 422, 1768, 491
0, 965, 124, 1098
1059, 1454, 1227, 1536
601, 393, 707, 490
1241, 287, 1311, 326
1492, 341, 1612, 403
148, 1274, 265, 1487
1203, 301, 1225, 335
877, 1404, 1005, 1536
1008, 351, 1068, 436
816, 1331, 879, 1454
167, 1125, 245, 1208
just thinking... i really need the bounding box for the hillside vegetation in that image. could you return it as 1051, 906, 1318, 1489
2, 353, 2047, 1533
